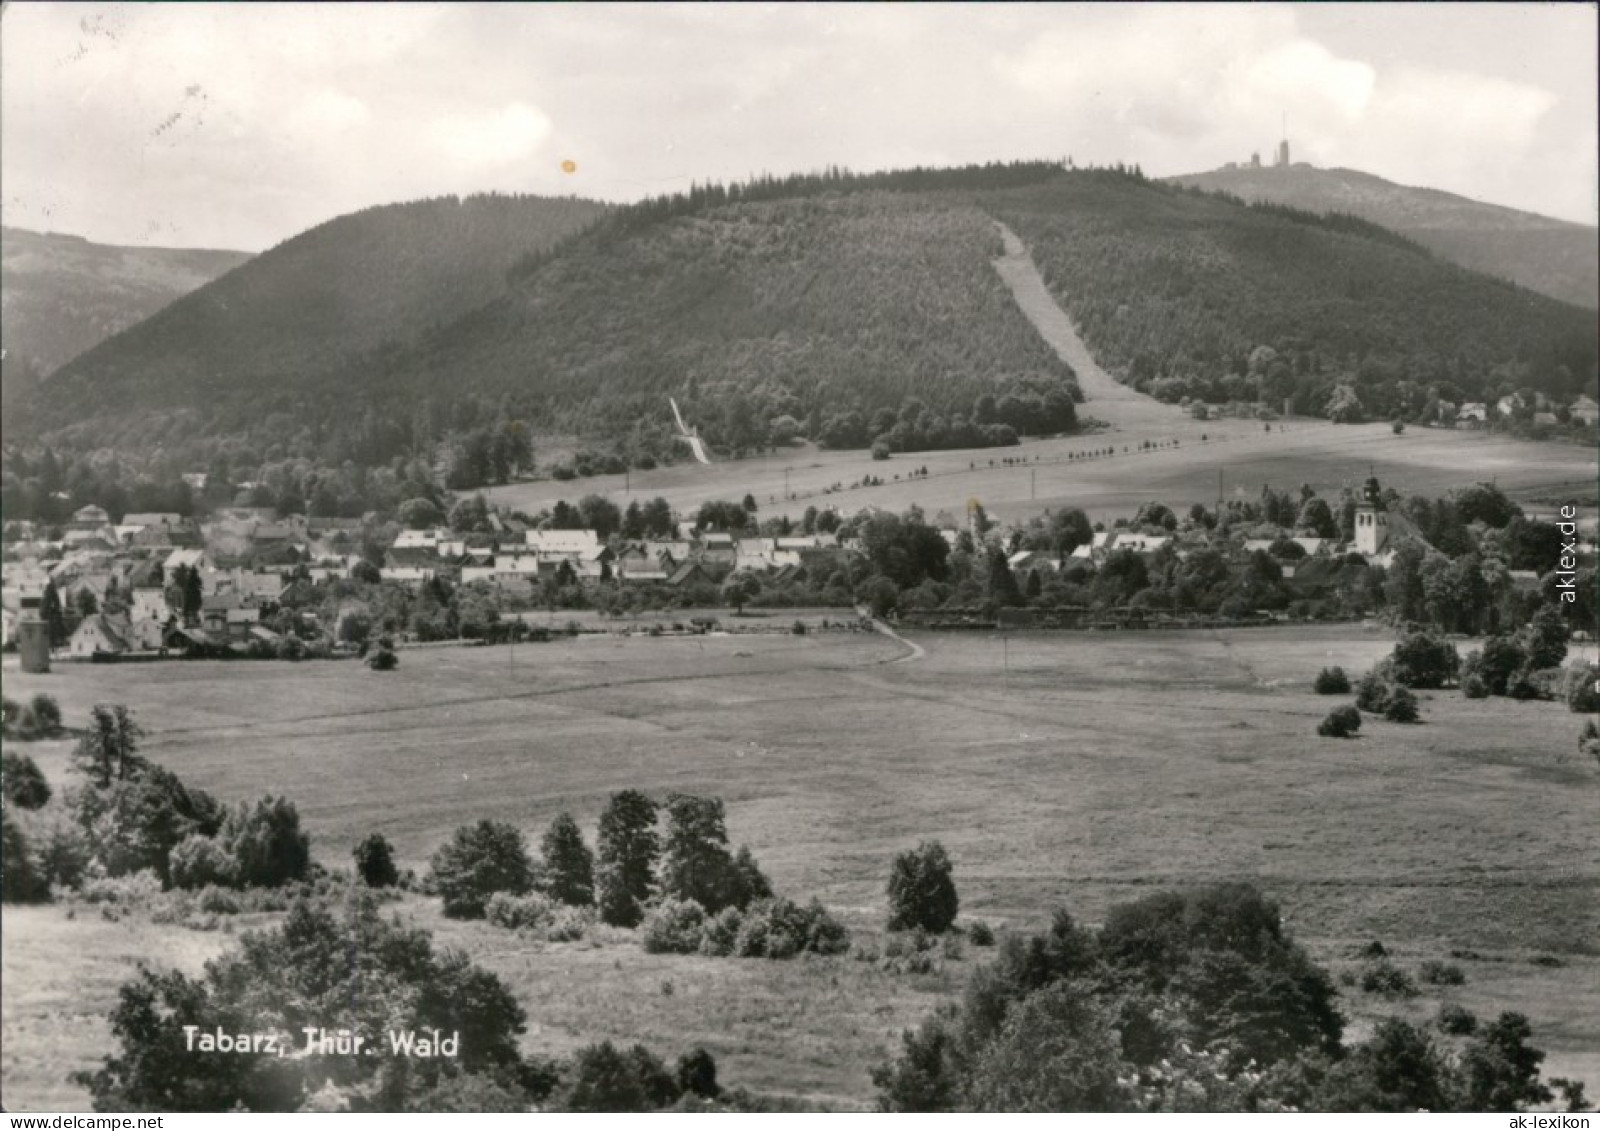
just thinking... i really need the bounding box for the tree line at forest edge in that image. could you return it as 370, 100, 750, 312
3, 708, 1589, 1112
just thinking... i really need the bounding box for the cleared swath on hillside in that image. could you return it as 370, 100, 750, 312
30, 194, 608, 435
985, 173, 1596, 407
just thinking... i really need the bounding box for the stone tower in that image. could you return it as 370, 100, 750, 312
18, 616, 50, 673
1354, 476, 1389, 556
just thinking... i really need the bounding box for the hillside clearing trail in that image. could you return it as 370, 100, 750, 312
991, 220, 1185, 433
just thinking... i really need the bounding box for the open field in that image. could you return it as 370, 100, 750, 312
487, 425, 1597, 529
4, 626, 1597, 1109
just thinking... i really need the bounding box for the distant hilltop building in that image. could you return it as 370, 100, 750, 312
1235, 134, 1291, 171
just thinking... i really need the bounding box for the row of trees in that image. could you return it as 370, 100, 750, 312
428, 792, 771, 929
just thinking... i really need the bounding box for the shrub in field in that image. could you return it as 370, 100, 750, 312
1463, 636, 1525, 696
169, 835, 238, 891
1518, 606, 1569, 671
487, 891, 558, 932
31, 814, 90, 892
1437, 1002, 1479, 1035
886, 841, 959, 934
1420, 960, 1465, 986
640, 897, 707, 954
1462, 672, 1489, 699
732, 897, 851, 959
540, 812, 595, 906
967, 920, 997, 946
878, 930, 943, 976
368, 647, 399, 671
1318, 705, 1362, 738
195, 885, 242, 915
1355, 667, 1397, 712
698, 905, 745, 957
596, 789, 659, 928
1461, 1013, 1554, 1111
2, 694, 64, 740
2, 751, 52, 809
430, 820, 536, 919
564, 1041, 682, 1112
1382, 686, 1420, 723
79, 868, 165, 906
353, 833, 399, 888
1360, 957, 1419, 998
1313, 667, 1351, 694
1388, 631, 1459, 689
1563, 662, 1600, 713
676, 1048, 721, 1100
1506, 665, 1559, 702
219, 796, 311, 889
1, 805, 46, 903
1581, 720, 1600, 767
544, 905, 595, 942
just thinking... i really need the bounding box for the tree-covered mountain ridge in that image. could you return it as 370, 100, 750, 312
0, 226, 252, 414
1167, 162, 1599, 309
21, 162, 1596, 476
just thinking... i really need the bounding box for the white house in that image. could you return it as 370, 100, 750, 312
67, 614, 132, 658
393, 528, 444, 551
525, 529, 601, 557
164, 548, 209, 573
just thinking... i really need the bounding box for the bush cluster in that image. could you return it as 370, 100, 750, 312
1360, 957, 1420, 999
1313, 667, 1351, 694
2, 751, 52, 810
1, 694, 63, 740
1317, 705, 1362, 738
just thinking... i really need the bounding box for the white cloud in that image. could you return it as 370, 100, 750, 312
1, 3, 1593, 247
295, 89, 372, 135
429, 102, 554, 167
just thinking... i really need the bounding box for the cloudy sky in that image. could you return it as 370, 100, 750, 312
3, 2, 1595, 251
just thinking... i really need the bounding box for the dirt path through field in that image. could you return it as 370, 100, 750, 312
991, 220, 1184, 432
855, 605, 926, 664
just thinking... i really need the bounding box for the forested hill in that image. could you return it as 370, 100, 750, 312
0, 226, 250, 380
988, 173, 1596, 419
24, 194, 608, 436
1167, 163, 1599, 309
17, 164, 1597, 470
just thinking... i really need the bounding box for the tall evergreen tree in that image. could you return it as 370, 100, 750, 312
595, 790, 659, 927
540, 812, 595, 906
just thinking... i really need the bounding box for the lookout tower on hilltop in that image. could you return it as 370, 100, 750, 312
1354, 475, 1389, 556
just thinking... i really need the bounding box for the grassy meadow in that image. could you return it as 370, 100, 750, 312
484, 422, 1597, 528
3, 624, 1597, 1109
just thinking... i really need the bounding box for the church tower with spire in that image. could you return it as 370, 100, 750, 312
1354, 476, 1389, 555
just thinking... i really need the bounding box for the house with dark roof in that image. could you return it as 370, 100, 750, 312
67, 613, 132, 658
667, 560, 715, 588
